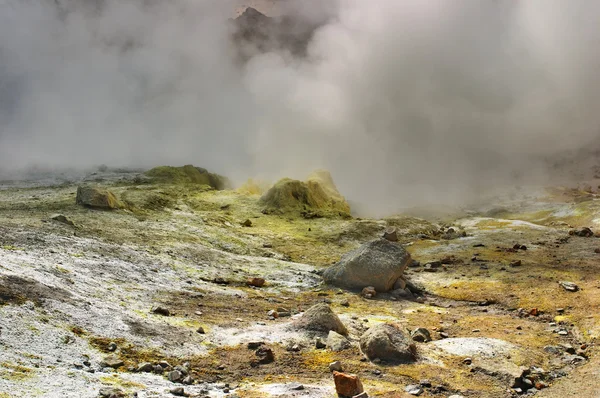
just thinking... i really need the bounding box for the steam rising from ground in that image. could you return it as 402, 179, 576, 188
1, 0, 599, 215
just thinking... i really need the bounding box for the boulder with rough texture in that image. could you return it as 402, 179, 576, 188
359, 323, 416, 363
293, 303, 347, 335
100, 355, 124, 369
333, 371, 364, 397
323, 239, 411, 292
76, 186, 119, 209
327, 331, 351, 352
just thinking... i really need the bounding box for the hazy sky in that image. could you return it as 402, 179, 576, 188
1, 0, 599, 214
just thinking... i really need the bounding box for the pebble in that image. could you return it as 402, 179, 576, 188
329, 361, 343, 372
107, 342, 117, 352
151, 306, 171, 316
288, 383, 304, 391
168, 370, 183, 383
558, 281, 579, 292
169, 387, 185, 396
137, 362, 153, 373
405, 384, 423, 396
196, 327, 205, 334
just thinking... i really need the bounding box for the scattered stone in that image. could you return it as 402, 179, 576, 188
168, 370, 184, 383
137, 362, 154, 373
383, 227, 398, 242
247, 342, 264, 349
196, 326, 205, 334
411, 328, 431, 343
241, 219, 253, 227
439, 332, 449, 338
423, 263, 438, 272
288, 383, 304, 391
359, 323, 416, 363
322, 239, 411, 292
570, 227, 594, 237
153, 364, 164, 374
353, 393, 369, 398
361, 286, 377, 298
158, 361, 172, 369
169, 387, 186, 396
98, 387, 125, 398
182, 376, 194, 385
405, 384, 423, 396
151, 306, 171, 316
329, 361, 343, 372
408, 260, 421, 268
247, 277, 265, 287
315, 337, 327, 349
213, 277, 229, 285
267, 309, 279, 318
340, 299, 350, 307
107, 342, 117, 352
332, 371, 364, 397
327, 330, 351, 352
76, 186, 119, 209
559, 281, 579, 292
100, 355, 124, 369
253, 346, 275, 365
293, 303, 348, 335
50, 214, 75, 226
510, 260, 522, 267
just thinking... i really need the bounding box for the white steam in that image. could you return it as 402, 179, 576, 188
1, 0, 599, 215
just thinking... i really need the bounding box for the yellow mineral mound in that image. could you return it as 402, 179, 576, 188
259, 170, 350, 218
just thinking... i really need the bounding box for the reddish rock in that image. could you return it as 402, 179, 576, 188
382, 227, 398, 242
333, 371, 364, 397
361, 286, 377, 298
247, 277, 265, 287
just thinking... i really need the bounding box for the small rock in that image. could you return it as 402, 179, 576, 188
98, 387, 125, 398
423, 264, 438, 272
241, 219, 253, 227
50, 214, 75, 226
405, 384, 423, 396
411, 328, 431, 343
137, 362, 154, 373
107, 342, 117, 352
293, 303, 348, 335
570, 227, 593, 237
168, 370, 183, 383
100, 355, 124, 369
196, 326, 205, 334
361, 286, 377, 298
419, 380, 432, 388
463, 358, 472, 365
267, 309, 279, 318
247, 277, 265, 287
169, 387, 186, 396
353, 393, 369, 398
439, 332, 449, 338
329, 361, 343, 372
383, 227, 398, 242
288, 383, 304, 391
510, 260, 522, 267
182, 376, 194, 385
151, 306, 171, 316
332, 371, 364, 397
247, 342, 264, 349
315, 337, 327, 349
158, 361, 171, 369
327, 330, 351, 352
153, 364, 164, 374
253, 346, 274, 365
340, 300, 350, 307
559, 281, 579, 292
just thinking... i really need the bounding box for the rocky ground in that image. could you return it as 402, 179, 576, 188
0, 167, 599, 398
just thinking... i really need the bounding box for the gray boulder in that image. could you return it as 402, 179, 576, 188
327, 331, 351, 351
293, 303, 347, 335
323, 239, 411, 292
76, 186, 119, 209
359, 323, 416, 363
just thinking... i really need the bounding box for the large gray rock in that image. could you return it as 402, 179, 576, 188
359, 323, 416, 363
327, 331, 351, 352
292, 303, 347, 335
323, 239, 411, 292
76, 186, 119, 209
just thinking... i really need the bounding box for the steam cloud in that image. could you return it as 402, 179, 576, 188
1, 0, 599, 215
